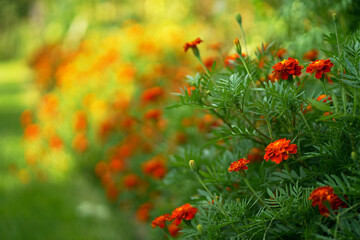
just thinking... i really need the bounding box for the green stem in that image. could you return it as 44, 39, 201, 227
332, 14, 341, 57
241, 172, 267, 206
283, 162, 295, 184
196, 56, 211, 77
265, 117, 273, 140
236, 108, 271, 140
353, 87, 357, 117
320, 77, 328, 96
239, 25, 249, 56
191, 169, 242, 237
299, 111, 316, 141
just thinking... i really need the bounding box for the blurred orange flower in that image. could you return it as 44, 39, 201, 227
170, 203, 198, 226
136, 203, 153, 222
303, 49, 318, 61
123, 174, 140, 189
24, 124, 40, 140
142, 156, 167, 179
141, 86, 165, 103
264, 138, 297, 164
309, 186, 347, 217
144, 109, 162, 121
72, 133, 88, 152
168, 223, 181, 237
306, 59, 334, 79
272, 57, 303, 80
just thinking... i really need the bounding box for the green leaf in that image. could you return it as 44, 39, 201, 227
307, 98, 332, 112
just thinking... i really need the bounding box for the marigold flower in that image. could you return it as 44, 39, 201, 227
72, 133, 88, 153
247, 148, 263, 162
49, 135, 63, 150
170, 203, 198, 226
20, 110, 32, 127
228, 158, 250, 172
275, 48, 287, 59
123, 174, 140, 189
271, 57, 303, 80
264, 138, 297, 164
141, 86, 164, 102
309, 186, 347, 217
142, 156, 167, 179
24, 124, 40, 140
136, 203, 153, 222
183, 37, 203, 52
151, 214, 171, 229
306, 59, 334, 79
144, 109, 162, 121
224, 53, 246, 66
168, 223, 181, 237
303, 49, 318, 61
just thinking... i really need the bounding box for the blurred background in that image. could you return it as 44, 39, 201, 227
1, 0, 359, 239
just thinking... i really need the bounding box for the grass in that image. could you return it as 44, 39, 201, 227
0, 60, 140, 240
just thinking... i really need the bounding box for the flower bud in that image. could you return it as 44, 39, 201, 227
233, 38, 242, 55
332, 12, 337, 21
351, 151, 358, 162
235, 13, 242, 26
197, 224, 203, 234
189, 160, 197, 171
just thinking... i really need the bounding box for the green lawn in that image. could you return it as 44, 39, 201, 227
0, 61, 139, 240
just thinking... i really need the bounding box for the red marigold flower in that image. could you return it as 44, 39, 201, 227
144, 109, 162, 121
136, 203, 153, 222
303, 49, 318, 61
309, 186, 347, 217
271, 57, 303, 80
247, 148, 263, 162
123, 174, 140, 189
228, 158, 250, 172
183, 37, 203, 52
168, 223, 181, 237
142, 156, 167, 179
275, 48, 287, 59
170, 203, 198, 226
141, 86, 164, 103
306, 59, 334, 79
151, 214, 171, 229
264, 138, 297, 164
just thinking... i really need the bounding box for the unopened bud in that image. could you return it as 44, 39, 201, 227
332, 12, 337, 21
235, 13, 242, 26
351, 151, 358, 162
234, 38, 242, 55
197, 224, 203, 234
189, 160, 197, 171
191, 47, 200, 59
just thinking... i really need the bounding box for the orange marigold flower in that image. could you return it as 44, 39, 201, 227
141, 86, 164, 102
183, 37, 203, 52
142, 156, 167, 179
247, 148, 263, 162
306, 59, 334, 79
309, 186, 347, 217
275, 48, 287, 59
271, 57, 303, 80
303, 49, 318, 61
264, 138, 297, 164
73, 111, 87, 132
151, 214, 171, 229
144, 109, 162, 121
136, 203, 153, 222
72, 133, 88, 153
228, 158, 250, 172
170, 203, 198, 226
20, 110, 32, 127
49, 135, 63, 150
123, 174, 140, 189
168, 223, 181, 237
224, 53, 246, 66
24, 124, 40, 140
